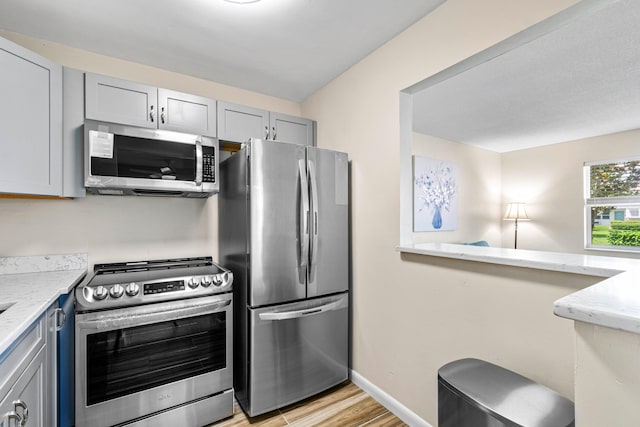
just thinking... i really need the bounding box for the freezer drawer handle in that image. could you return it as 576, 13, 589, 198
258, 298, 345, 321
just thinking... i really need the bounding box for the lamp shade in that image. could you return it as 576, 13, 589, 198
504, 202, 530, 220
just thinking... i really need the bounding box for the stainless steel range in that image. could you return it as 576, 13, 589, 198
74, 257, 233, 427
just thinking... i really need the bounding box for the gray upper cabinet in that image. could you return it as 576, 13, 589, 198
85, 73, 157, 129
157, 88, 216, 136
218, 101, 315, 146
0, 37, 62, 196
217, 101, 269, 142
85, 73, 217, 137
269, 112, 314, 147
62, 67, 87, 198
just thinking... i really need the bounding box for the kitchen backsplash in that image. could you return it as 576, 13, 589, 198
0, 253, 88, 275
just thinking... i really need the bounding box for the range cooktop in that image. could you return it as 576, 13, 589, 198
75, 257, 233, 311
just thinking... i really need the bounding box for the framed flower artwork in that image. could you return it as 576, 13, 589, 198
413, 156, 458, 232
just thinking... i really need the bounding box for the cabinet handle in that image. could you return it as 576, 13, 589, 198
272, 126, 277, 140
264, 125, 269, 139
3, 411, 22, 427
54, 307, 66, 331
161, 107, 166, 124
12, 401, 27, 426
149, 105, 155, 123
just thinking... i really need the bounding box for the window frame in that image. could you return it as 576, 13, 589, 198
584, 157, 640, 253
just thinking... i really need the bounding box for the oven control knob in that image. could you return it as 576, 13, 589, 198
93, 286, 108, 300
212, 274, 224, 286
109, 284, 124, 298
125, 282, 140, 296
201, 276, 212, 287
188, 277, 200, 289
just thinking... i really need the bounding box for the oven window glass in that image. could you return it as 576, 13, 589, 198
86, 312, 225, 405
91, 135, 196, 181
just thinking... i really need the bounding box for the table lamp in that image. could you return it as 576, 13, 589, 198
504, 202, 530, 249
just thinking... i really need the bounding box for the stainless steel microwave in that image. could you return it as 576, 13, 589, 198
84, 120, 218, 197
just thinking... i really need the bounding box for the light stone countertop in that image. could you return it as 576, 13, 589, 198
398, 243, 640, 334
552, 269, 640, 334
0, 254, 87, 357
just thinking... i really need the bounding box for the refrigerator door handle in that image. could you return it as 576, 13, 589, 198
258, 298, 346, 321
308, 159, 319, 282
299, 159, 310, 275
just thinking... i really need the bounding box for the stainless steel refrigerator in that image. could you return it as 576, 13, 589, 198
219, 138, 349, 417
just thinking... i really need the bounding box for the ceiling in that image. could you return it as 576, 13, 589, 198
0, 0, 444, 103
411, 0, 640, 153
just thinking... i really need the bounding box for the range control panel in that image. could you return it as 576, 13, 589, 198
144, 280, 185, 295
76, 271, 232, 311
202, 146, 216, 183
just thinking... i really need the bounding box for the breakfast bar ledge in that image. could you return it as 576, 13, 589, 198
397, 243, 640, 334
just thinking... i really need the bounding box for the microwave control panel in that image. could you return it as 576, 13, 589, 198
203, 146, 216, 183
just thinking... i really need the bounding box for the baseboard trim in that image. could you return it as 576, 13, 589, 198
350, 370, 433, 427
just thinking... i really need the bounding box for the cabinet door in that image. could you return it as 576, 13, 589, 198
217, 101, 269, 143
158, 89, 216, 137
45, 304, 58, 427
269, 112, 315, 146
0, 37, 62, 196
85, 73, 158, 128
62, 67, 86, 198
0, 347, 46, 427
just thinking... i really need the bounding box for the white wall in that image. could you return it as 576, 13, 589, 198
0, 30, 301, 116
501, 129, 640, 257
575, 322, 640, 426
0, 30, 301, 266
409, 122, 640, 259
412, 133, 502, 246
1, 1, 617, 424
301, 0, 588, 424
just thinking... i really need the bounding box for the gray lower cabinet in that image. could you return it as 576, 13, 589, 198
85, 73, 217, 136
0, 348, 46, 427
217, 101, 315, 146
0, 37, 62, 196
0, 305, 57, 427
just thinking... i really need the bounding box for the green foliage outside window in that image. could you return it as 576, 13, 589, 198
608, 221, 640, 246
590, 161, 640, 198
587, 160, 640, 250
610, 221, 640, 231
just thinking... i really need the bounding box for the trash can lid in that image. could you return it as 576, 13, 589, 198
438, 358, 574, 427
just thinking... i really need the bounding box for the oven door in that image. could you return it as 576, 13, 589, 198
75, 294, 232, 427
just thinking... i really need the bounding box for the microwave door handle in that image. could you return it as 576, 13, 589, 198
299, 159, 310, 277
77, 299, 231, 330
195, 139, 203, 185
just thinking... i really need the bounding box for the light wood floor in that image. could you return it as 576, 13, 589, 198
211, 382, 408, 427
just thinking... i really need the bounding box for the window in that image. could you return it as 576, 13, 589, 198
585, 158, 640, 251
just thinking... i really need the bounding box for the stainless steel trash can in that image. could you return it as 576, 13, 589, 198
438, 358, 574, 427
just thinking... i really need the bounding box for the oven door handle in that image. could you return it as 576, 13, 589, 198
77, 299, 231, 330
